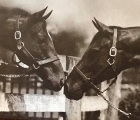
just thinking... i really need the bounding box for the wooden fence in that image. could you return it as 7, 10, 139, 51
0, 55, 110, 120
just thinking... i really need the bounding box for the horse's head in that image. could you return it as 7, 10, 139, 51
0, 7, 65, 91
64, 18, 140, 99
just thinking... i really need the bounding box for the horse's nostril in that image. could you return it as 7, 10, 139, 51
60, 78, 64, 86
64, 83, 69, 92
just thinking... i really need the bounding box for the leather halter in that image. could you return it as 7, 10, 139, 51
13, 16, 59, 73
73, 28, 140, 118
74, 28, 118, 93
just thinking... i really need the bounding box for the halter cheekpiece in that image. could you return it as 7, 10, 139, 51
13, 15, 59, 74
74, 28, 118, 89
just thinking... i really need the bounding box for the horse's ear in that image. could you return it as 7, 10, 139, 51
43, 10, 53, 20
92, 20, 100, 31
31, 7, 48, 18
93, 17, 113, 34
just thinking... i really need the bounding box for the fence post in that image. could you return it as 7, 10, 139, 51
99, 81, 108, 120
65, 56, 81, 120
65, 98, 81, 120
102, 72, 122, 120
58, 55, 67, 120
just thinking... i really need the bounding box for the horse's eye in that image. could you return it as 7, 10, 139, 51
87, 47, 99, 57
37, 39, 45, 45
92, 47, 100, 51
37, 29, 47, 40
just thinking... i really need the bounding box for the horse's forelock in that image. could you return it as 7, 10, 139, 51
0, 6, 30, 23
0, 6, 30, 16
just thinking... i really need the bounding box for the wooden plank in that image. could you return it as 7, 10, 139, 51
2, 94, 66, 112
58, 55, 66, 96
100, 81, 109, 120
24, 95, 65, 112
5, 93, 26, 111
65, 56, 81, 120
58, 55, 66, 71
65, 98, 81, 120
0, 93, 108, 112
81, 96, 108, 112
104, 73, 122, 120
66, 56, 80, 73
0, 92, 9, 111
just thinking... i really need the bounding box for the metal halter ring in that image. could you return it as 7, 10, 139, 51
109, 47, 117, 57
14, 31, 21, 40
107, 58, 115, 65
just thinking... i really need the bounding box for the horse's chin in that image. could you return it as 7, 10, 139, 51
65, 89, 84, 100
41, 81, 61, 91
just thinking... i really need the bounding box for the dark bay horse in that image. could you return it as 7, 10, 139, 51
0, 7, 65, 91
64, 18, 140, 99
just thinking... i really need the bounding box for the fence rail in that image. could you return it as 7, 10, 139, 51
0, 55, 108, 120
0, 93, 108, 112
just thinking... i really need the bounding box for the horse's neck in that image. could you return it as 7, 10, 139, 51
0, 36, 16, 52
118, 28, 140, 54
0, 47, 14, 63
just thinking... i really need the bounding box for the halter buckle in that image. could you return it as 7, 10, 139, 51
109, 47, 117, 57
15, 31, 21, 40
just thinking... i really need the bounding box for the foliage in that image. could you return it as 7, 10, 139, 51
119, 89, 140, 120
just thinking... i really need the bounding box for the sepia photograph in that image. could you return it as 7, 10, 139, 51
0, 0, 140, 120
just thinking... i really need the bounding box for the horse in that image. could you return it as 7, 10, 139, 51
64, 17, 140, 100
0, 6, 65, 91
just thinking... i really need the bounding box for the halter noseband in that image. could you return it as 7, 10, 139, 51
13, 16, 59, 73
74, 28, 118, 92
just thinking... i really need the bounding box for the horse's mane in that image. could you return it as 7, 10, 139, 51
0, 6, 30, 15
89, 32, 102, 47
0, 6, 30, 25
110, 26, 140, 30
89, 25, 140, 47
